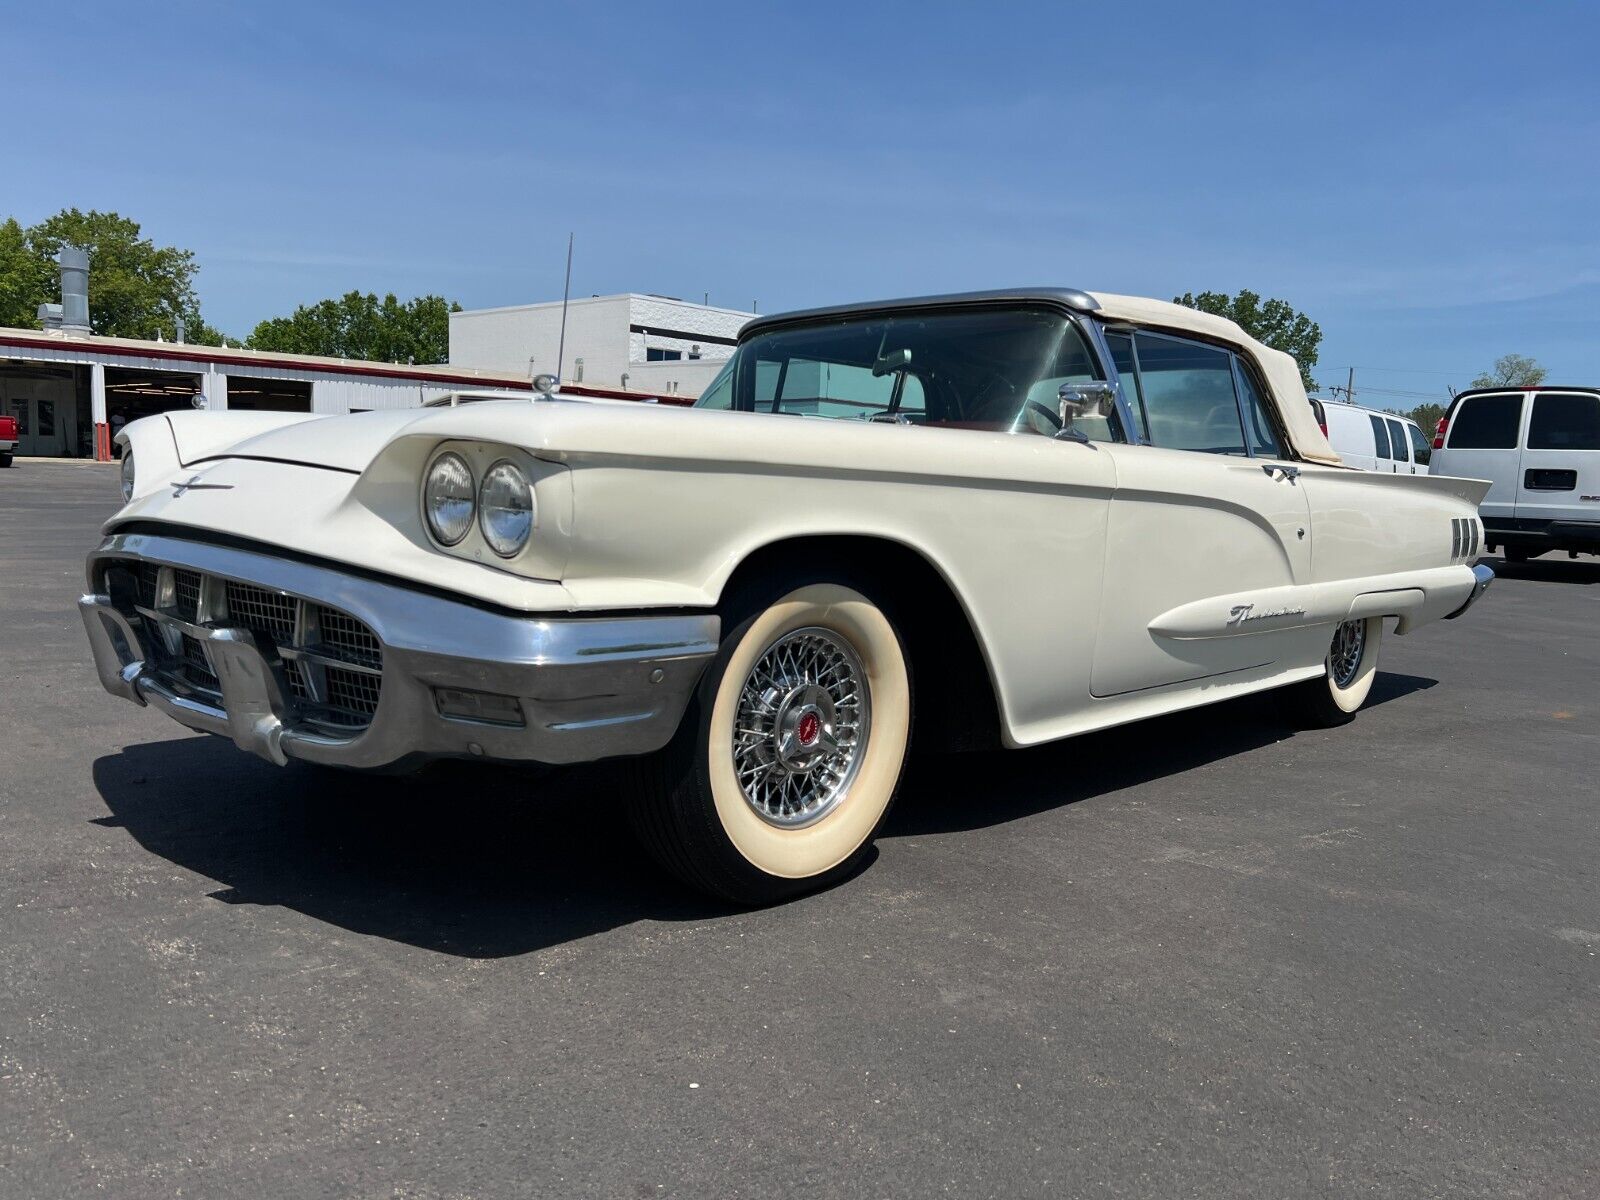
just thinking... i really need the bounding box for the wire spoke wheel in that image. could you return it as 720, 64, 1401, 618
1328, 619, 1367, 689
732, 626, 871, 828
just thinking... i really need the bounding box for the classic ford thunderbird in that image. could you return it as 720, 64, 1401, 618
83, 289, 1494, 902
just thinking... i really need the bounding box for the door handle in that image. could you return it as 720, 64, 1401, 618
1261, 464, 1300, 482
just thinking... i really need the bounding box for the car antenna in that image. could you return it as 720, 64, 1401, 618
556, 232, 574, 385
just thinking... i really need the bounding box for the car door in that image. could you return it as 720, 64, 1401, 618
1369, 414, 1397, 473
1438, 392, 1525, 523
1406, 422, 1433, 476
1514, 390, 1600, 526
1386, 417, 1414, 474
1093, 331, 1313, 696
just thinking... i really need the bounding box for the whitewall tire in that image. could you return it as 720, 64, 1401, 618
1291, 616, 1383, 728
629, 577, 912, 904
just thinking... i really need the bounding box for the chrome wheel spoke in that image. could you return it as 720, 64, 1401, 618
733, 626, 872, 828
1328, 619, 1366, 689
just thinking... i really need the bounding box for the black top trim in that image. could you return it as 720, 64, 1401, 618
738, 288, 1100, 342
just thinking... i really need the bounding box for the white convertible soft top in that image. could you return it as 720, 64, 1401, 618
1087, 292, 1342, 467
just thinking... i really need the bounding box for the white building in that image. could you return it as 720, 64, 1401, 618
450, 293, 755, 400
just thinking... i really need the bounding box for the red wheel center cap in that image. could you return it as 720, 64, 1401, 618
795, 711, 821, 747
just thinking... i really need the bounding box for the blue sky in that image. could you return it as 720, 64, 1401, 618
6, 0, 1597, 407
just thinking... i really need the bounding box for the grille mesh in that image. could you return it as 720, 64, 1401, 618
109, 558, 382, 734
315, 605, 382, 669
225, 581, 298, 643
325, 667, 382, 721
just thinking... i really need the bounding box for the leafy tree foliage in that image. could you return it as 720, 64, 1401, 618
1174, 289, 1321, 391
1471, 353, 1546, 389
247, 292, 460, 363
0, 209, 226, 343
1406, 401, 1447, 433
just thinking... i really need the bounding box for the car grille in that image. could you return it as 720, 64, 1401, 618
117, 559, 383, 733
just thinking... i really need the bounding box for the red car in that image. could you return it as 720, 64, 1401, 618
0, 413, 17, 467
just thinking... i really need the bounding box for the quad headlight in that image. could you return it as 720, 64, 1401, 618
423, 452, 475, 546
120, 450, 136, 502
478, 460, 534, 557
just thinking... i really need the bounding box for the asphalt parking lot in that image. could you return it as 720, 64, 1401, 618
3, 459, 1598, 1198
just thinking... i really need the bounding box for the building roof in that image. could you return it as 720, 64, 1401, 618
0, 325, 529, 389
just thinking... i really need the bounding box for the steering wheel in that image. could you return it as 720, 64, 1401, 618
1023, 399, 1064, 431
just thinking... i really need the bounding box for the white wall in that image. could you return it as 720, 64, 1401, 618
450, 293, 753, 398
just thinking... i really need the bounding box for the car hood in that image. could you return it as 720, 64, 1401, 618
181, 408, 436, 472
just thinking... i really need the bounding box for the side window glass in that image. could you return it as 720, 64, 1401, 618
1387, 419, 1409, 461
697, 364, 734, 410
1233, 360, 1286, 458
1369, 414, 1393, 459
1528, 392, 1600, 450
1132, 332, 1245, 455
1408, 422, 1432, 466
1447, 394, 1523, 449
1103, 331, 1147, 441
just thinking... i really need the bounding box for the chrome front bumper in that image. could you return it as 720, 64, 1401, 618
80, 531, 719, 770
1444, 562, 1495, 620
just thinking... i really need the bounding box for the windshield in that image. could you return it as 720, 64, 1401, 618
696, 307, 1111, 438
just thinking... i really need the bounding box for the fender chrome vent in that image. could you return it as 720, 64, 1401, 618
1450, 517, 1481, 563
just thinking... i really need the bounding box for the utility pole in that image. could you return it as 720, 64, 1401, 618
1346, 367, 1355, 404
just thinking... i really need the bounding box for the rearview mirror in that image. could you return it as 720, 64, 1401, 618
872, 347, 912, 377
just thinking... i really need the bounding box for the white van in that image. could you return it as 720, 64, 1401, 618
1429, 387, 1600, 562
1309, 398, 1431, 474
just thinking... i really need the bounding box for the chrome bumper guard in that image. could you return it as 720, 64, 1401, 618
81, 532, 719, 770
1444, 562, 1495, 620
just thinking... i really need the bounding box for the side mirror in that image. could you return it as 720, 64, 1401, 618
1056, 381, 1116, 440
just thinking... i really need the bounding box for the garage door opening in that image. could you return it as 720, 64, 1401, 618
227, 379, 311, 412
2, 362, 90, 457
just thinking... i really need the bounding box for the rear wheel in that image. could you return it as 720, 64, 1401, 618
629, 576, 912, 904
1289, 617, 1382, 728
0, 453, 13, 468
1503, 545, 1532, 564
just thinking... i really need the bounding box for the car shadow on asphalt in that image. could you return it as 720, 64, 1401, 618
90, 670, 1436, 957
885, 671, 1436, 837
1486, 553, 1600, 585
92, 738, 727, 958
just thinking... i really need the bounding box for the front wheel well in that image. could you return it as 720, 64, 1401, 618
718, 535, 1002, 753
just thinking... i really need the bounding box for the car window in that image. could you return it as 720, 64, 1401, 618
1528, 392, 1600, 450
1448, 393, 1523, 449
1407, 422, 1432, 466
709, 307, 1112, 438
1103, 331, 1148, 441
1369, 414, 1394, 459
1234, 362, 1286, 458
1131, 332, 1246, 455
1386, 418, 1408, 462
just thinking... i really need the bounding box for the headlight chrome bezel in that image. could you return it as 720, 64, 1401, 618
477, 459, 535, 558
422, 450, 476, 547
119, 450, 136, 503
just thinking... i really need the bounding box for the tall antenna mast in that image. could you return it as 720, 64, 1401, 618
555, 232, 574, 383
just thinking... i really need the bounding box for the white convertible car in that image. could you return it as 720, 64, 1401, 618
82, 289, 1494, 902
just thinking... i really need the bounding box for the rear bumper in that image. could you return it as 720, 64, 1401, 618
1485, 518, 1600, 553
80, 531, 718, 771
1444, 563, 1495, 620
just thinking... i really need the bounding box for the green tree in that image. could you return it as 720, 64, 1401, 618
0, 208, 228, 343
1407, 401, 1447, 433
1173, 289, 1322, 391
1470, 353, 1546, 389
247, 291, 460, 363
